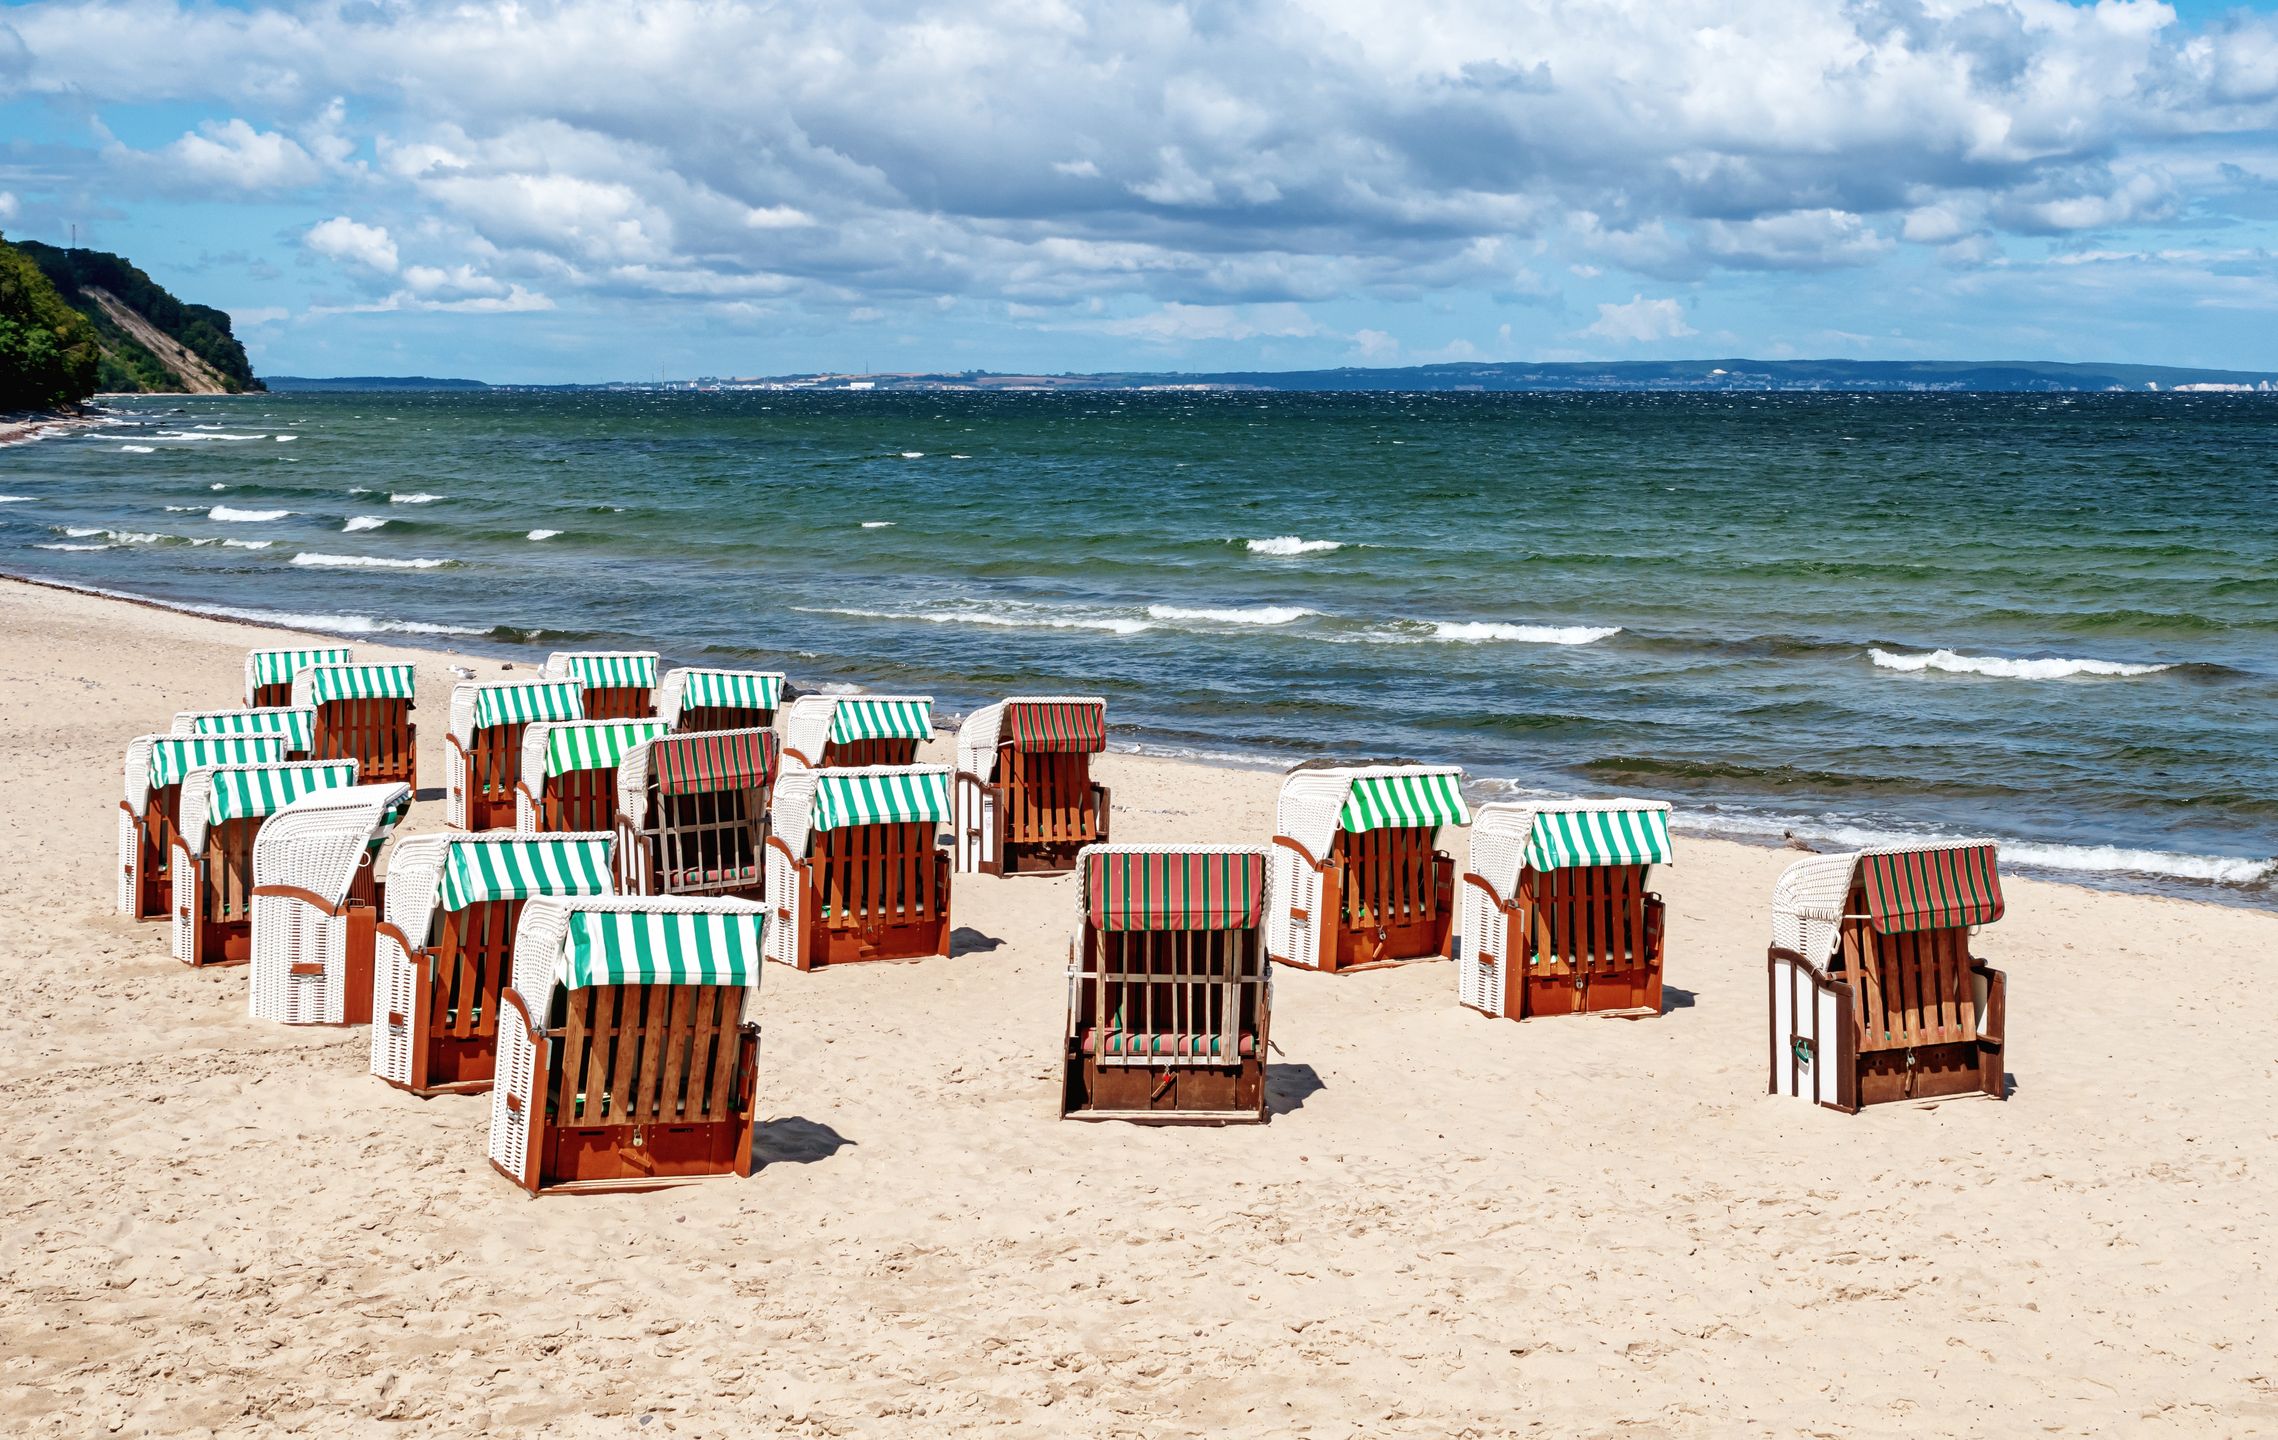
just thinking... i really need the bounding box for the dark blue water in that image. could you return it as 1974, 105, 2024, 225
5, 389, 2273, 902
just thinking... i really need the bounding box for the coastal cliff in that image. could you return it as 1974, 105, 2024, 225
9, 238, 261, 397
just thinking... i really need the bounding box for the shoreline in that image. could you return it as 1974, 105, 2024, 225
4, 565, 2266, 914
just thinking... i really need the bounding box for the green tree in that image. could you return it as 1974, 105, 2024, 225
0, 234, 100, 410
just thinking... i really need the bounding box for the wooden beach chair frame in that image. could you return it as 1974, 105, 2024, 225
1768, 840, 2009, 1113
542, 650, 661, 721
372, 831, 615, 1097
615, 728, 778, 901
172, 758, 360, 969
780, 694, 934, 769
658, 666, 785, 734
119, 733, 289, 921
1062, 844, 1272, 1124
1458, 799, 1672, 1021
245, 645, 352, 709
953, 697, 1112, 876
1267, 765, 1469, 973
293, 662, 418, 789
515, 718, 669, 834
763, 764, 954, 970
489, 896, 766, 1195
447, 678, 585, 831
173, 706, 317, 760
248, 782, 412, 1026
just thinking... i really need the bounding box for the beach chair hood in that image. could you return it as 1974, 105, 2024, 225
1273, 764, 1470, 861
957, 696, 1108, 782
448, 677, 585, 747
178, 759, 361, 853
508, 894, 767, 1011
781, 693, 934, 767
1077, 843, 1269, 932
172, 706, 316, 754
770, 763, 952, 859
657, 666, 784, 726
291, 661, 417, 710
125, 733, 290, 814
616, 727, 780, 818
1771, 839, 2005, 965
245, 646, 351, 705
382, 831, 617, 950
1467, 799, 1674, 904
520, 718, 671, 791
541, 651, 659, 691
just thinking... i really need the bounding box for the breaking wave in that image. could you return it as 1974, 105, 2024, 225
290, 552, 456, 570
342, 516, 389, 532
210, 506, 289, 522
1146, 604, 1317, 626
1245, 536, 1342, 556
1869, 648, 2172, 680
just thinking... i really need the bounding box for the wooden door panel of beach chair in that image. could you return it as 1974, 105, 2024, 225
181, 817, 260, 967
249, 682, 293, 708
1330, 826, 1453, 970
1519, 864, 1664, 1017
811, 821, 950, 964
1071, 928, 1265, 1118
825, 736, 920, 768
653, 788, 767, 898
545, 983, 756, 1184
460, 723, 527, 831
540, 768, 618, 833
999, 749, 1105, 872
132, 785, 183, 919
315, 698, 417, 788
407, 899, 529, 1093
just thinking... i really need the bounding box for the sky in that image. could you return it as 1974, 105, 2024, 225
2, 0, 2277, 383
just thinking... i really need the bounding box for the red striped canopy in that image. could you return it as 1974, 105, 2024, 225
1858, 843, 2004, 934
1086, 850, 1264, 932
651, 729, 778, 796
1008, 700, 1106, 754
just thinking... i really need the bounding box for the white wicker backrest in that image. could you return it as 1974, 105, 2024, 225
251, 782, 414, 910
1770, 852, 1862, 964
955, 701, 1008, 779
616, 738, 657, 819
1467, 798, 1672, 903
123, 735, 159, 812
509, 894, 765, 1017
769, 764, 820, 856
1274, 764, 1467, 860
520, 720, 555, 796
383, 833, 455, 946
780, 696, 835, 765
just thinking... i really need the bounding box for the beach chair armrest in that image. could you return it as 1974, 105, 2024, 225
1972, 962, 2006, 1044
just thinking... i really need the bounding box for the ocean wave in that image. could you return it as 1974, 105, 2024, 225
527, 529, 561, 541
1869, 648, 2171, 680
153, 431, 267, 441
291, 552, 456, 570
210, 506, 290, 522
1246, 536, 1342, 556
120, 444, 156, 454
1423, 621, 1624, 645
342, 516, 389, 532
797, 604, 1153, 636
209, 482, 229, 491
861, 521, 896, 529
1684, 810, 2273, 886
162, 505, 204, 512
390, 492, 445, 505
62, 527, 169, 545
34, 542, 108, 551
0, 496, 28, 503
222, 539, 274, 549
275, 435, 297, 442
1146, 604, 1317, 626
900, 451, 925, 459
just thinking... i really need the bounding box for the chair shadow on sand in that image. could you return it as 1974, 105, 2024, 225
1661, 986, 1698, 1011
949, 927, 1004, 957
1265, 1063, 1325, 1117
752, 1117, 856, 1167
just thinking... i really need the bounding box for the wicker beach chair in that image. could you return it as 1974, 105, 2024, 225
1063, 844, 1273, 1124
658, 666, 785, 733
1267, 765, 1470, 973
489, 896, 766, 1195
171, 758, 360, 968
1457, 800, 1673, 1021
516, 718, 670, 833
372, 831, 615, 1096
245, 645, 352, 708
616, 728, 778, 901
292, 661, 418, 787
118, 733, 289, 921
763, 764, 954, 969
447, 677, 585, 831
953, 697, 1111, 875
247, 782, 412, 1026
780, 694, 933, 769
173, 705, 316, 760
541, 650, 661, 720
1768, 839, 2009, 1112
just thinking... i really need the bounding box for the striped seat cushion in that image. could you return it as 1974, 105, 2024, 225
666, 863, 762, 887
1079, 1028, 1257, 1059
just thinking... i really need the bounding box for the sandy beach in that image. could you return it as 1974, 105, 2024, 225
2, 572, 2274, 1437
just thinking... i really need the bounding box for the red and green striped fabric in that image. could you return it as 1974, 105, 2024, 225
1085, 849, 1265, 932
1859, 843, 2004, 934
1007, 700, 1106, 753
652, 729, 778, 796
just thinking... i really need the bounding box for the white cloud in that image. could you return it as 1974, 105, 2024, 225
1349, 328, 1398, 360
1098, 302, 1321, 343
304, 216, 398, 273
158, 118, 321, 192
1703, 210, 1891, 270
230, 306, 289, 326
1584, 295, 1697, 343
0, 190, 16, 221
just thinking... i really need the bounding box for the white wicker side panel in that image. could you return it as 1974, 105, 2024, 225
489, 996, 539, 1184
763, 846, 803, 968
249, 895, 328, 1021
1457, 879, 1503, 1015
781, 696, 834, 768
952, 772, 996, 874
371, 927, 420, 1083
170, 847, 196, 964
1265, 845, 1318, 967
445, 739, 467, 828
116, 806, 136, 915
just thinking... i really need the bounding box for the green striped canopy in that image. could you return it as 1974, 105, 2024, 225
251, 646, 351, 686
563, 653, 657, 689
810, 769, 952, 832
545, 719, 669, 775
1339, 771, 1470, 834
207, 761, 359, 822
305, 663, 417, 703
828, 697, 933, 744
437, 837, 614, 912
682, 668, 781, 711
192, 708, 313, 752
472, 679, 585, 730
150, 735, 287, 789
561, 906, 764, 989
1522, 806, 1673, 872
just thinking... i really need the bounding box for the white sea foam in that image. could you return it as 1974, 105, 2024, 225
36, 542, 109, 551
222, 539, 274, 549
153, 431, 266, 441
1684, 809, 2273, 887
861, 521, 896, 529
390, 492, 444, 505
61, 527, 102, 538
1425, 621, 1623, 645
209, 482, 229, 491
64, 527, 168, 545
275, 435, 297, 442
1146, 604, 1316, 626
1869, 648, 2171, 680
900, 451, 925, 459
162, 505, 203, 512
291, 552, 455, 570
526, 529, 561, 541
342, 516, 389, 532
210, 506, 289, 522
798, 604, 1153, 636
0, 496, 29, 503
120, 444, 156, 454
1246, 536, 1342, 556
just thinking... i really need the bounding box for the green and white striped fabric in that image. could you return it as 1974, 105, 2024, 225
472, 679, 585, 730
371, 795, 411, 850
564, 653, 657, 689
827, 697, 933, 744
1522, 806, 1673, 872
437, 837, 614, 912
1339, 771, 1470, 834
811, 769, 952, 832
192, 708, 313, 752
545, 720, 669, 776
561, 906, 765, 990
683, 669, 781, 711
305, 663, 417, 703
150, 735, 287, 789
251, 647, 351, 687
208, 761, 359, 822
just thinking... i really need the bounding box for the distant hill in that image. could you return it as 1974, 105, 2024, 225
12, 240, 260, 395
265, 375, 491, 391
0, 233, 101, 410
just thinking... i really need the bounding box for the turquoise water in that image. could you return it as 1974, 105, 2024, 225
5, 389, 2273, 903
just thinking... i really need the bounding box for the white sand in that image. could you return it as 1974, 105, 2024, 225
2, 575, 2273, 1436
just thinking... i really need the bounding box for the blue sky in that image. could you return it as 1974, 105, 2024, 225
3, 0, 2277, 382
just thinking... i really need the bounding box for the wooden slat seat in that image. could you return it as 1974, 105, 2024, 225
314, 697, 416, 788
457, 722, 528, 831
1064, 914, 1269, 1121
1324, 825, 1454, 971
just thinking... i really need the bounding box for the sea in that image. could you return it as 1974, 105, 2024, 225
5, 388, 2273, 906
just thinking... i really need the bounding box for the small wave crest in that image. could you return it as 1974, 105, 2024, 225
1424, 621, 1623, 645
120, 444, 156, 454
153, 431, 266, 441
0, 496, 29, 503
1688, 810, 2273, 887
34, 542, 108, 551
291, 552, 456, 570
527, 529, 562, 541
1146, 604, 1317, 627
1246, 536, 1342, 556
797, 604, 1153, 636
1869, 648, 2171, 680
210, 506, 289, 522
861, 521, 896, 529
342, 516, 389, 533
390, 492, 445, 505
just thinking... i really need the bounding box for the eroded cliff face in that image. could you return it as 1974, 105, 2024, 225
11, 241, 261, 396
